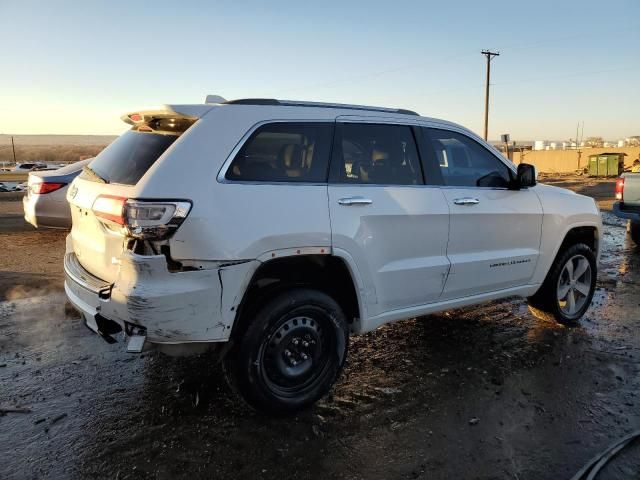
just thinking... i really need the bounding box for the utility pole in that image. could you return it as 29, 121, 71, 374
576, 121, 584, 171
11, 136, 17, 164
481, 50, 500, 141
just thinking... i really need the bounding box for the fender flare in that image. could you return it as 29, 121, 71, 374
533, 220, 601, 286
231, 246, 369, 335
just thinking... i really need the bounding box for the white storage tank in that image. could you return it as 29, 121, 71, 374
534, 140, 547, 151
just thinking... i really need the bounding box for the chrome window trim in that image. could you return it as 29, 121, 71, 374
213, 182, 513, 191
335, 118, 518, 186
327, 183, 512, 191
216, 116, 518, 190
335, 115, 424, 126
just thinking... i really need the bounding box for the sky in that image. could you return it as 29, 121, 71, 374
0, 0, 638, 141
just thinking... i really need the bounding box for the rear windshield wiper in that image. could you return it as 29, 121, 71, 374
82, 165, 109, 184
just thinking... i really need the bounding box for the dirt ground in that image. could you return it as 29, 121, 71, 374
2, 177, 640, 480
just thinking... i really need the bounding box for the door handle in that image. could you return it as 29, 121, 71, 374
453, 197, 480, 205
338, 196, 373, 206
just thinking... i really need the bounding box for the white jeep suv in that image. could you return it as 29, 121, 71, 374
64, 97, 601, 413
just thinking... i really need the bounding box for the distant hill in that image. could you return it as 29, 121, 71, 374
0, 135, 114, 164
0, 134, 117, 146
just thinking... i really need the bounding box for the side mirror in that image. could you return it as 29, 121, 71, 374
517, 163, 537, 188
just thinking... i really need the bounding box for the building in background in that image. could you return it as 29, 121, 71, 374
534, 140, 547, 151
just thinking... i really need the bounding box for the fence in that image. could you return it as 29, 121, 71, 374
0, 172, 29, 182
510, 147, 640, 174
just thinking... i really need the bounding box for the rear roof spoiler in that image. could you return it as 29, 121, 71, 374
121, 104, 214, 125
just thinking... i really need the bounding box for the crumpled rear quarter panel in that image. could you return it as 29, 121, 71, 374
101, 253, 258, 343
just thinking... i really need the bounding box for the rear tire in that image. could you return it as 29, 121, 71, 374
630, 220, 640, 247
224, 288, 349, 415
528, 243, 597, 325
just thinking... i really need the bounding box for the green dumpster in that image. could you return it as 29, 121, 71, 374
588, 153, 625, 177
588, 156, 599, 176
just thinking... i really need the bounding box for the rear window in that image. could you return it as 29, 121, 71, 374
82, 131, 178, 185
225, 123, 333, 183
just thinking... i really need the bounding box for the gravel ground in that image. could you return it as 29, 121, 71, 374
1, 179, 640, 480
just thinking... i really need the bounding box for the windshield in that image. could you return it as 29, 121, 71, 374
82, 131, 178, 185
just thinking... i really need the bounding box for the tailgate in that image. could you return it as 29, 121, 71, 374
67, 177, 136, 283
66, 105, 203, 281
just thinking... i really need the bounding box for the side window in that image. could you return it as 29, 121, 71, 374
331, 123, 423, 185
424, 128, 513, 188
225, 123, 333, 182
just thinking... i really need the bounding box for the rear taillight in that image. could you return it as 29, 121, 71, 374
615, 177, 624, 201
124, 200, 191, 239
31, 182, 66, 194
92, 195, 191, 239
92, 195, 127, 225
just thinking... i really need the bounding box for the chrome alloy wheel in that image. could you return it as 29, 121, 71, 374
556, 254, 592, 316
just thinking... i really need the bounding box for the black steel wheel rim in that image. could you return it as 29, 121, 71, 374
259, 311, 334, 398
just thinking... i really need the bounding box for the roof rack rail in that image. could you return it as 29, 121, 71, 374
223, 98, 419, 116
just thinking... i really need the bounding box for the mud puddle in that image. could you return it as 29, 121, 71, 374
2, 217, 640, 479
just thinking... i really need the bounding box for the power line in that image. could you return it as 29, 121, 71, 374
272, 50, 477, 95
419, 64, 639, 99
269, 24, 638, 100
492, 65, 639, 87
271, 27, 636, 97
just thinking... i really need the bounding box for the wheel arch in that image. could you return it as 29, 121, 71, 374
532, 221, 601, 287
230, 252, 365, 342
552, 223, 600, 263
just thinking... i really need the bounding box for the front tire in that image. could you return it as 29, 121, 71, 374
225, 288, 349, 414
528, 243, 597, 325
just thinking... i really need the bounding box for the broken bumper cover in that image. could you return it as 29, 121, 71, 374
64, 251, 114, 337
63, 246, 258, 344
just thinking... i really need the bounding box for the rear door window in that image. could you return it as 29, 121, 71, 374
330, 123, 423, 185
81, 131, 178, 185
225, 123, 333, 183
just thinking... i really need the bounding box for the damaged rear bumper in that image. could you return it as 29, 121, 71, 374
63, 239, 258, 345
